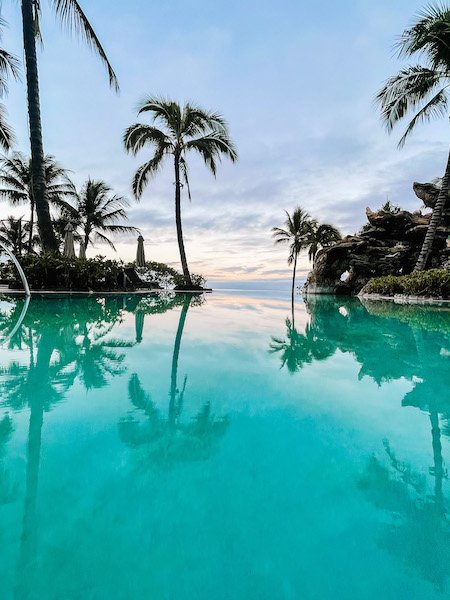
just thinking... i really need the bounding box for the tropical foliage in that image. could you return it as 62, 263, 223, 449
124, 97, 237, 287
376, 2, 450, 271
0, 19, 19, 151
0, 153, 76, 252
0, 216, 36, 255
305, 221, 342, 262
64, 179, 138, 251
363, 268, 450, 298
0, 253, 125, 291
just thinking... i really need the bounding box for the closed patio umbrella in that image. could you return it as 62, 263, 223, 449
63, 223, 75, 258
136, 235, 145, 267
79, 240, 86, 259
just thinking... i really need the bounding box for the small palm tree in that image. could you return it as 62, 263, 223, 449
0, 153, 76, 252
376, 3, 450, 271
272, 207, 311, 313
71, 179, 138, 251
124, 97, 237, 287
0, 216, 32, 255
19, 0, 118, 252
305, 221, 342, 262
0, 19, 20, 150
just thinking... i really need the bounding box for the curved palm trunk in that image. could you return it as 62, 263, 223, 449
174, 154, 192, 286
169, 296, 191, 426
414, 150, 450, 272
291, 251, 298, 329
21, 0, 58, 253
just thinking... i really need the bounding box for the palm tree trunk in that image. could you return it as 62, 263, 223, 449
414, 149, 450, 271
174, 154, 192, 286
291, 251, 298, 329
21, 0, 58, 253
28, 199, 34, 253
169, 296, 191, 426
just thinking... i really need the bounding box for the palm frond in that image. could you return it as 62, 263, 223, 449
398, 86, 449, 146
179, 156, 192, 200
132, 150, 166, 199
123, 123, 172, 155
93, 230, 116, 251
396, 3, 450, 68
0, 104, 14, 151
376, 65, 447, 131
137, 97, 181, 136
51, 0, 119, 91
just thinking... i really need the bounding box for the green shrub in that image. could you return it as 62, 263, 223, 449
364, 269, 450, 298
2, 253, 125, 291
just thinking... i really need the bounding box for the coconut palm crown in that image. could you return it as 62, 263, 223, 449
71, 179, 138, 251
305, 221, 342, 262
124, 97, 237, 286
376, 2, 450, 271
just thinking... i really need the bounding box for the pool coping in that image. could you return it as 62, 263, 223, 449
0, 288, 212, 298
358, 292, 450, 306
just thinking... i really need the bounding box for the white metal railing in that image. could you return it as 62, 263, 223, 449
0, 240, 31, 296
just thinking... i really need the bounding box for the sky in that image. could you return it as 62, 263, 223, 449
0, 0, 449, 288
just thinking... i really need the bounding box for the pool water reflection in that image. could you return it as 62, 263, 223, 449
0, 292, 449, 599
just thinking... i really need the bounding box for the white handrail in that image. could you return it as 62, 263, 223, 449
0, 240, 30, 296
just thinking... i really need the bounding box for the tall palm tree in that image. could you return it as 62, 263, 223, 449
0, 153, 76, 252
376, 3, 450, 271
272, 207, 311, 316
124, 97, 237, 287
70, 179, 138, 251
305, 221, 342, 263
0, 18, 20, 151
20, 0, 119, 252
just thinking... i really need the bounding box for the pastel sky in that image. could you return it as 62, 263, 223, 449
1, 0, 448, 287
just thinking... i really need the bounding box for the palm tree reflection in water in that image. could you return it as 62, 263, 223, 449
0, 296, 131, 598
270, 295, 450, 592
120, 295, 229, 467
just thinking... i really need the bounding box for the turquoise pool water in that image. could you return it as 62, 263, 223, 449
0, 291, 449, 599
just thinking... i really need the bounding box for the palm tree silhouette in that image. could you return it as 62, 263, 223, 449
272, 207, 311, 320
124, 98, 237, 286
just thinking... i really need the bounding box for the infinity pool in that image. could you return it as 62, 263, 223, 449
0, 291, 448, 599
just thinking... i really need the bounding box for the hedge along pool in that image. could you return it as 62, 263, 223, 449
0, 291, 448, 599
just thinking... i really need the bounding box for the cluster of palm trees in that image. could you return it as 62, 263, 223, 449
0, 152, 136, 255
272, 206, 341, 307
0, 1, 237, 285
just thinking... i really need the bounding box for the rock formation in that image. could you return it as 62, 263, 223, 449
304, 181, 450, 295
